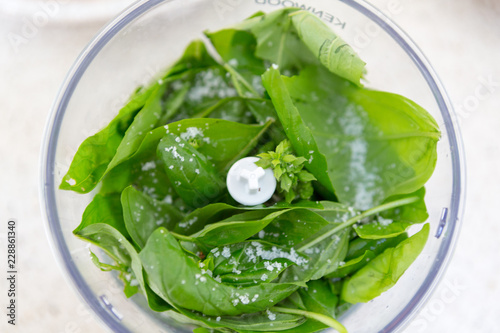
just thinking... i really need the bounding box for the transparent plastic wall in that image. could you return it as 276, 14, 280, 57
41, 1, 464, 332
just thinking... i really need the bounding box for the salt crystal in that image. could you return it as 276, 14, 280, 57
239, 294, 250, 304
141, 161, 156, 171
378, 215, 393, 226
267, 310, 276, 321
221, 246, 231, 258
180, 127, 204, 140
228, 58, 238, 67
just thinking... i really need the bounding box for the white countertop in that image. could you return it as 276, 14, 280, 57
0, 0, 499, 332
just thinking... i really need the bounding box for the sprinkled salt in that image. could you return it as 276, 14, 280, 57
264, 261, 275, 272
239, 294, 250, 304
267, 310, 276, 321
180, 127, 204, 140
221, 246, 231, 258
377, 215, 393, 226
141, 161, 156, 171
164, 146, 184, 161
228, 58, 238, 67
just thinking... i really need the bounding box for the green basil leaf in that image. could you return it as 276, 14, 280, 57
187, 201, 346, 247
245, 99, 287, 144
101, 116, 271, 200
341, 223, 429, 303
74, 195, 172, 303
74, 223, 144, 298
354, 220, 413, 240
271, 288, 343, 333
144, 284, 173, 312
73, 193, 129, 240
121, 185, 183, 248
162, 118, 273, 172
190, 209, 294, 247
354, 188, 428, 239
140, 228, 298, 316
298, 279, 339, 318
326, 250, 376, 279
345, 233, 408, 261
206, 29, 266, 77
380, 187, 429, 223
99, 155, 176, 202
165, 39, 218, 75
197, 97, 256, 124
61, 40, 238, 194
205, 29, 266, 98
264, 65, 440, 209
168, 308, 305, 332
297, 171, 316, 182
169, 66, 238, 122
289, 10, 365, 85
174, 200, 335, 236
208, 240, 308, 287
258, 205, 353, 248
60, 83, 158, 193
233, 8, 318, 73
107, 83, 168, 172
158, 133, 226, 208
261, 67, 335, 196
173, 203, 245, 235
281, 227, 349, 282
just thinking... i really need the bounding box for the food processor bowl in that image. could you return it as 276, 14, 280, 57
40, 0, 465, 332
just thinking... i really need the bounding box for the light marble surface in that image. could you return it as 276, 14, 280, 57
0, 0, 499, 332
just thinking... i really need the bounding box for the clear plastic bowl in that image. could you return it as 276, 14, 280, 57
40, 0, 465, 332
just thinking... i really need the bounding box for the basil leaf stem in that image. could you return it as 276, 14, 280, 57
272, 306, 347, 333
298, 196, 419, 252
